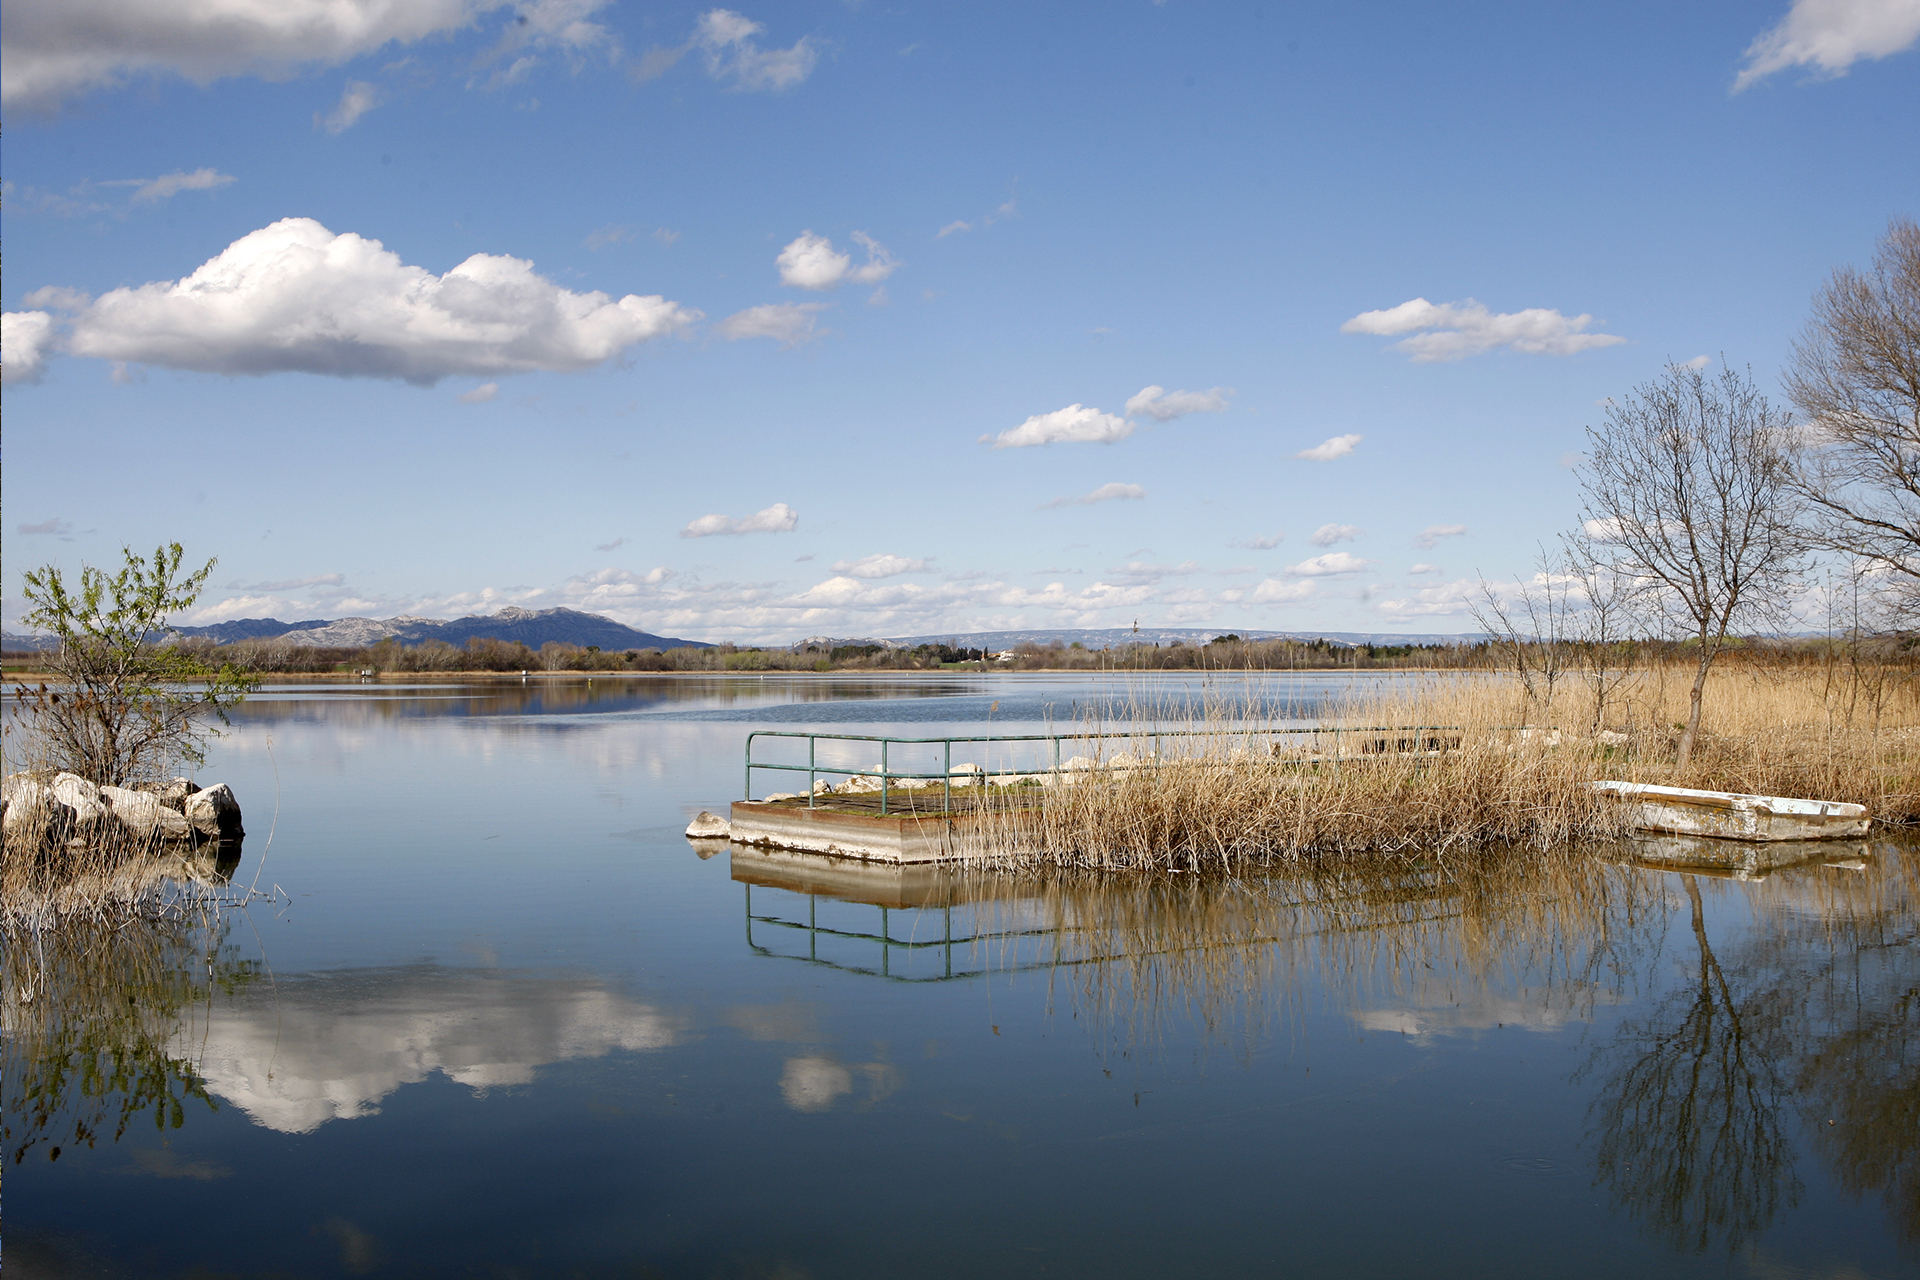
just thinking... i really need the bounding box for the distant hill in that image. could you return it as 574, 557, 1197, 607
883, 627, 1487, 651
5, 607, 710, 652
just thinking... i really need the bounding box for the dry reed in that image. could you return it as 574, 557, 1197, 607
958, 660, 1920, 870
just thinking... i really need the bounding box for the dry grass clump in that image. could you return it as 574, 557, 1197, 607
962, 660, 1920, 870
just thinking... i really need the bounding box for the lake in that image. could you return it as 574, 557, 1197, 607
5, 672, 1914, 1278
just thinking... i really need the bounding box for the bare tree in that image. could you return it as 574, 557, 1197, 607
1560, 528, 1645, 732
1786, 217, 1920, 618
1469, 545, 1572, 715
1580, 363, 1806, 770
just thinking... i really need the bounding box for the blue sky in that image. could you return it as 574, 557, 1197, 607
4, 0, 1917, 641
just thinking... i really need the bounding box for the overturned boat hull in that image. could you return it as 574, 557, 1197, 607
1592, 780, 1870, 842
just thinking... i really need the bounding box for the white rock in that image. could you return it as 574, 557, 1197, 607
143, 777, 200, 812
102, 786, 193, 839
1, 780, 71, 838
51, 773, 110, 825
185, 783, 243, 836
685, 811, 731, 838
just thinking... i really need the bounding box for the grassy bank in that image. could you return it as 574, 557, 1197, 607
959, 661, 1920, 869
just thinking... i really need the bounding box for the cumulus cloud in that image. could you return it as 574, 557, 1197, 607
2, 0, 502, 112
1409, 563, 1444, 575
1375, 578, 1478, 619
1736, 0, 1920, 90
1415, 523, 1468, 549
1295, 433, 1362, 461
694, 9, 817, 91
457, 382, 498, 403
1231, 532, 1285, 550
680, 503, 799, 538
1341, 298, 1627, 362
1310, 523, 1364, 548
1250, 578, 1316, 603
1681, 354, 1712, 370
1124, 384, 1232, 422
1037, 482, 1146, 510
831, 554, 929, 579
985, 404, 1134, 449
24, 217, 695, 385
3, 311, 56, 385
317, 80, 380, 134
716, 302, 825, 347
1285, 551, 1375, 576
130, 168, 237, 203
777, 231, 898, 291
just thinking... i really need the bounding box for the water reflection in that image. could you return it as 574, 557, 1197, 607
1582, 846, 1920, 1253
732, 839, 1920, 1252
179, 966, 686, 1132
3, 907, 260, 1166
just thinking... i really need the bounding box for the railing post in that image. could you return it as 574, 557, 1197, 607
809, 736, 817, 809
745, 732, 756, 800
881, 739, 890, 815
944, 739, 952, 811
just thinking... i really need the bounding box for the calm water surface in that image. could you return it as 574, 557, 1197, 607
6, 672, 1915, 1278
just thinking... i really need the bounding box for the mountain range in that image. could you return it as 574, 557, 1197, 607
3, 607, 708, 652
3, 614, 1481, 654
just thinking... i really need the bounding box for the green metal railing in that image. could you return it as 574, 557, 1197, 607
744, 726, 1464, 815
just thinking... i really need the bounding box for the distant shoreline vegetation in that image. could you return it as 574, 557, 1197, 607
1, 632, 1904, 676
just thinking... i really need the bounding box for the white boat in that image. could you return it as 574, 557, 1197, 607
1591, 780, 1870, 842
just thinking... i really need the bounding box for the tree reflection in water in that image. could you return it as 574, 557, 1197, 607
1582, 844, 1920, 1253
1, 846, 262, 1166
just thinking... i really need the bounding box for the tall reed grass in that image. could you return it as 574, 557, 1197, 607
960, 661, 1920, 870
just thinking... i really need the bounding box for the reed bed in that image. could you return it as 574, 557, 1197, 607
959, 661, 1920, 870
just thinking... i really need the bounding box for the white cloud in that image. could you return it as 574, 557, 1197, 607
1124, 384, 1232, 422
317, 80, 380, 134
695, 9, 817, 91
584, 223, 636, 250
830, 554, 928, 579
1415, 523, 1468, 549
985, 404, 1134, 449
1681, 354, 1712, 370
1341, 297, 1627, 362
1285, 551, 1375, 576
27, 217, 695, 385
1736, 0, 1920, 90
3, 311, 55, 385
680, 503, 799, 538
1375, 578, 1478, 619
1230, 532, 1285, 550
1408, 563, 1444, 575
457, 382, 498, 403
1310, 523, 1365, 548
1295, 433, 1361, 461
937, 220, 972, 238
716, 302, 825, 347
469, 0, 616, 88
129, 168, 237, 203
2, 0, 503, 112
777, 231, 898, 291
1249, 578, 1316, 603
1037, 482, 1146, 510
653, 227, 680, 247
